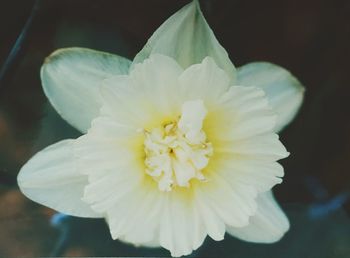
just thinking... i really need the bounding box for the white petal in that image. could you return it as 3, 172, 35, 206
196, 174, 258, 229
178, 100, 207, 142
100, 75, 152, 128
206, 86, 277, 142
17, 140, 100, 218
194, 190, 226, 241
132, 1, 236, 82
172, 160, 195, 187
227, 191, 290, 243
159, 195, 190, 257
216, 133, 289, 161
74, 118, 142, 184
128, 54, 183, 119
179, 57, 231, 107
106, 186, 155, 240
219, 160, 284, 193
159, 193, 207, 257
237, 62, 305, 132
73, 118, 148, 228
41, 47, 131, 133
106, 189, 208, 257
101, 54, 184, 127
191, 202, 208, 250
117, 189, 163, 246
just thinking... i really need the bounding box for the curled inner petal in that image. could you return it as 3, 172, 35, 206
144, 100, 213, 191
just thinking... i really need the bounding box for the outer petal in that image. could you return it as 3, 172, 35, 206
226, 191, 290, 243
41, 47, 131, 133
132, 1, 236, 83
237, 62, 305, 132
17, 140, 100, 218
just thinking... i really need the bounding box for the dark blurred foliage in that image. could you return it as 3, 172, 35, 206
0, 0, 349, 257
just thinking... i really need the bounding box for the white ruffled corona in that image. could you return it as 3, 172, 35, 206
17, 1, 305, 257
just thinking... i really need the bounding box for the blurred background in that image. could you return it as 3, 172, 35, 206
0, 0, 349, 257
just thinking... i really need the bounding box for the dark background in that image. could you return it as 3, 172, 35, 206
0, 0, 349, 257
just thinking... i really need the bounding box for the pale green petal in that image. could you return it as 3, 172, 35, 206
41, 47, 131, 133
17, 140, 101, 218
132, 1, 236, 82
237, 62, 305, 132
226, 191, 290, 243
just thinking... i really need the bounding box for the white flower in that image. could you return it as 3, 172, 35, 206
17, 1, 305, 257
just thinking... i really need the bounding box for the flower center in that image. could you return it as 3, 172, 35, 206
143, 100, 213, 191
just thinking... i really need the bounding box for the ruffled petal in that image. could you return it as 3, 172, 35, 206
132, 1, 236, 83
76, 119, 209, 256
218, 159, 285, 193
227, 191, 290, 243
216, 133, 289, 162
116, 188, 163, 246
17, 140, 99, 217
41, 47, 131, 133
205, 86, 277, 143
101, 54, 184, 128
143, 191, 209, 257
196, 164, 259, 229
179, 57, 231, 107
194, 188, 226, 242
237, 62, 305, 132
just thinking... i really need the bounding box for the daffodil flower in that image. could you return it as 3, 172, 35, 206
18, 1, 304, 257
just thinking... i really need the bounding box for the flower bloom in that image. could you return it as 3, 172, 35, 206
18, 1, 304, 257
